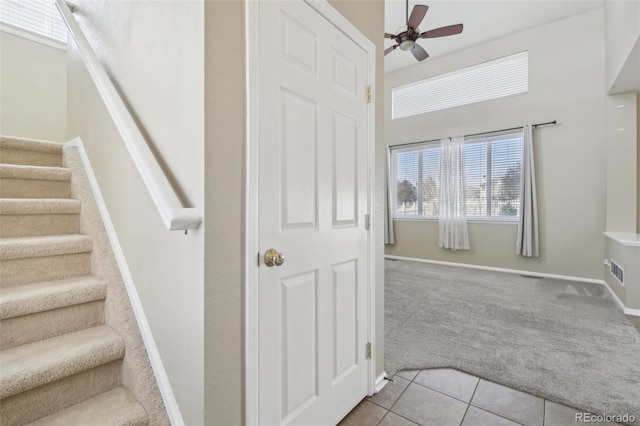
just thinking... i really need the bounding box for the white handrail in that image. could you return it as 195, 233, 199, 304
55, 0, 202, 231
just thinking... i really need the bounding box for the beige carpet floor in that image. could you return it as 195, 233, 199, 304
385, 258, 640, 425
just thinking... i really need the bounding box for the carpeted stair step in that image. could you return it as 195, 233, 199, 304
0, 325, 124, 399
0, 136, 64, 167
0, 198, 81, 238
0, 234, 92, 287
0, 164, 71, 199
0, 276, 107, 350
27, 386, 149, 426
0, 326, 124, 425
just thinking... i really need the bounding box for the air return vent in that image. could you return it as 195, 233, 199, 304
609, 259, 624, 286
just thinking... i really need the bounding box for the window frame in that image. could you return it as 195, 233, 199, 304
390, 131, 524, 223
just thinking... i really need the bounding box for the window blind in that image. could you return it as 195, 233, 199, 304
390, 130, 523, 220
463, 132, 523, 219
0, 0, 67, 43
392, 51, 528, 120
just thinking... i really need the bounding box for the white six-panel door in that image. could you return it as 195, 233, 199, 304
256, 1, 372, 424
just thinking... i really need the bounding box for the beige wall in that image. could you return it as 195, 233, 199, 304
65, 1, 205, 424
604, 0, 640, 92
0, 32, 66, 141
203, 1, 244, 425
637, 93, 640, 233
385, 9, 606, 280
606, 93, 637, 232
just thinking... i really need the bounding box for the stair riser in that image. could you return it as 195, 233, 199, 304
1, 301, 104, 350
0, 178, 70, 199
0, 360, 121, 426
0, 148, 62, 167
0, 254, 91, 287
0, 214, 80, 238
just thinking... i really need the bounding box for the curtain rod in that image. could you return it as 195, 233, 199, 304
390, 120, 557, 149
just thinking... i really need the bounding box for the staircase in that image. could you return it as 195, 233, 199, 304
0, 136, 157, 425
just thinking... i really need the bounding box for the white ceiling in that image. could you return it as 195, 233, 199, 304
384, 0, 604, 73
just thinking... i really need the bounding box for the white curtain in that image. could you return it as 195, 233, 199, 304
385, 147, 395, 244
439, 136, 470, 251
516, 125, 539, 257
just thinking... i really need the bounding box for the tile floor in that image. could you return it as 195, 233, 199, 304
339, 368, 622, 426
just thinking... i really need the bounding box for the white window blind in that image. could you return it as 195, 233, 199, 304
463, 132, 523, 219
390, 130, 523, 220
392, 51, 528, 119
0, 0, 67, 43
393, 144, 441, 216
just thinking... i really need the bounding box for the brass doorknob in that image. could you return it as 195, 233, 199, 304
264, 248, 285, 267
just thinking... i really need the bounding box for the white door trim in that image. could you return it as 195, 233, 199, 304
244, 1, 377, 424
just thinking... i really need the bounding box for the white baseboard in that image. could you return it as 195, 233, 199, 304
373, 371, 389, 394
600, 282, 640, 317
68, 138, 184, 425
624, 308, 640, 317
385, 255, 640, 318
385, 255, 606, 285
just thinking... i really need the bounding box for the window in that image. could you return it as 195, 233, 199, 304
392, 52, 528, 119
0, 0, 67, 47
391, 131, 523, 221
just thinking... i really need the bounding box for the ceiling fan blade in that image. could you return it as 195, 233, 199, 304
420, 23, 463, 39
384, 33, 397, 39
407, 5, 428, 30
384, 45, 399, 56
411, 43, 429, 61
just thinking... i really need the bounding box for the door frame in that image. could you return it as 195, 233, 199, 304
245, 1, 377, 424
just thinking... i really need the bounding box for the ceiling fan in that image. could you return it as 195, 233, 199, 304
385, 1, 463, 62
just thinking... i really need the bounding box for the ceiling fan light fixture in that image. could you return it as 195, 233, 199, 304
399, 39, 415, 51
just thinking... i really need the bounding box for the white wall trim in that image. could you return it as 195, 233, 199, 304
244, 0, 260, 423
385, 255, 607, 285
603, 231, 640, 247
600, 280, 640, 317
374, 371, 389, 394
67, 138, 185, 426
386, 255, 640, 318
0, 21, 67, 51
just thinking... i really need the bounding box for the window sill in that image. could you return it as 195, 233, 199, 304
392, 216, 518, 225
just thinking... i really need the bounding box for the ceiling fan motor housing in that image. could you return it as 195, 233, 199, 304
397, 28, 419, 50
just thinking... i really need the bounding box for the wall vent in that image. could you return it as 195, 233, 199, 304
609, 259, 624, 286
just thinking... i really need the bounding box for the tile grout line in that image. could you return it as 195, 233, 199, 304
371, 375, 411, 426
467, 400, 527, 426
411, 377, 478, 406
458, 377, 482, 426
373, 373, 419, 425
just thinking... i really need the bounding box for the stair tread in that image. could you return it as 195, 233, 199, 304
0, 234, 92, 260
0, 325, 125, 399
0, 136, 64, 154
27, 387, 148, 426
0, 164, 71, 181
0, 276, 106, 320
0, 198, 81, 215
